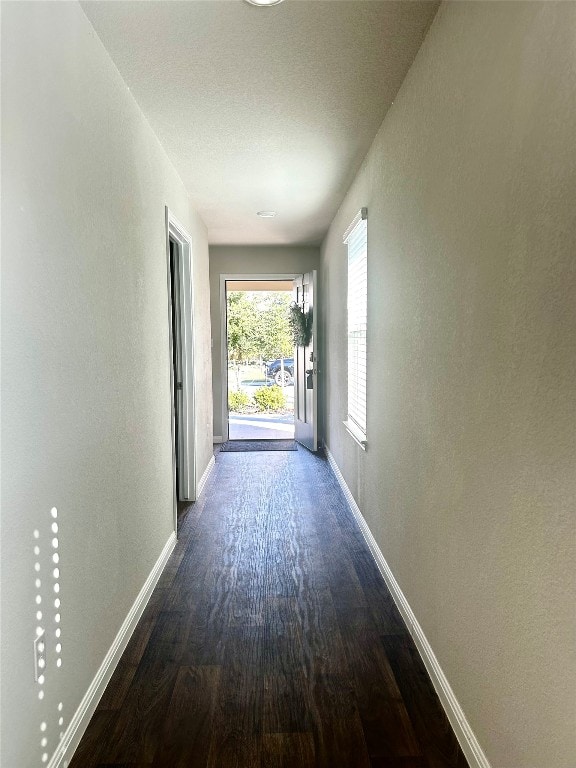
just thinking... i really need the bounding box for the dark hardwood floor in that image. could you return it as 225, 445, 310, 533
70, 449, 469, 768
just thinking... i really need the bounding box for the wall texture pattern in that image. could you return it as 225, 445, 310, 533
320, 3, 576, 767
1, 4, 212, 766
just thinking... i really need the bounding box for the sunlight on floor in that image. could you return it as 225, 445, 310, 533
229, 412, 294, 440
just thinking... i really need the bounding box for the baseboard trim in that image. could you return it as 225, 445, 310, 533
213, 435, 224, 444
197, 455, 216, 498
47, 531, 177, 768
324, 446, 491, 768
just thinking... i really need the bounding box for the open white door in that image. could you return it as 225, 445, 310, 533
293, 270, 318, 451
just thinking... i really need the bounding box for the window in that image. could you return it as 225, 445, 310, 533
344, 207, 368, 448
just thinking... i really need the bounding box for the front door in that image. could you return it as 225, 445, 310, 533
293, 271, 317, 451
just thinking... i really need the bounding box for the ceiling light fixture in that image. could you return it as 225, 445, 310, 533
244, 0, 285, 6
257, 211, 277, 217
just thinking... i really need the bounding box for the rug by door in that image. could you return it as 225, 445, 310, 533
219, 440, 297, 452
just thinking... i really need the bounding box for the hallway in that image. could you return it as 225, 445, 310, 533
70, 449, 467, 768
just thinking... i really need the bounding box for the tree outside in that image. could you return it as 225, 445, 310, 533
227, 290, 292, 364
226, 290, 294, 414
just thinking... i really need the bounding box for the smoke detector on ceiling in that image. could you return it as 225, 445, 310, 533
257, 211, 277, 217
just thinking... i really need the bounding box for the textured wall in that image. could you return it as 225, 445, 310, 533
188, 221, 215, 488
321, 3, 576, 767
209, 245, 319, 438
1, 3, 212, 766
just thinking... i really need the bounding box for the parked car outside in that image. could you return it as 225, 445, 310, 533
265, 357, 294, 386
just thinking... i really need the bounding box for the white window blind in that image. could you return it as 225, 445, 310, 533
344, 208, 367, 446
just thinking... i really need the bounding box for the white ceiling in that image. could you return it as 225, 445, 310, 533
81, 0, 439, 245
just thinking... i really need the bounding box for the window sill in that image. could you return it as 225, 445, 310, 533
344, 420, 367, 450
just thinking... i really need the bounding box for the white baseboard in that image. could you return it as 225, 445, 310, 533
324, 446, 491, 768
213, 435, 224, 444
47, 532, 177, 768
197, 455, 215, 498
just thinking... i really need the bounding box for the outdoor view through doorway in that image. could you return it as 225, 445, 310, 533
226, 280, 295, 440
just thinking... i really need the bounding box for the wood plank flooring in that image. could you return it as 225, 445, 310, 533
69, 449, 469, 768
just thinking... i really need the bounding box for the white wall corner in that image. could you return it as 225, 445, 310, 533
197, 454, 216, 498
324, 446, 492, 768
47, 532, 177, 768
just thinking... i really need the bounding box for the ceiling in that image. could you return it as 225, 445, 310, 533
81, 0, 439, 245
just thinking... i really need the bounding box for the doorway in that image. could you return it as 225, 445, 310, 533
224, 279, 295, 441
169, 238, 182, 491
166, 208, 196, 514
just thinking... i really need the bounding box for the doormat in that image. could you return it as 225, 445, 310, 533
219, 440, 297, 452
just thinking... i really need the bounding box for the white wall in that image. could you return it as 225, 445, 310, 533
1, 3, 212, 766
321, 3, 576, 767
209, 245, 319, 439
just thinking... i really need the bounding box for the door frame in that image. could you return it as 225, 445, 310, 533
165, 207, 197, 530
219, 273, 299, 443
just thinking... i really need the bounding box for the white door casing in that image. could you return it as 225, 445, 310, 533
219, 273, 299, 442
166, 208, 196, 515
